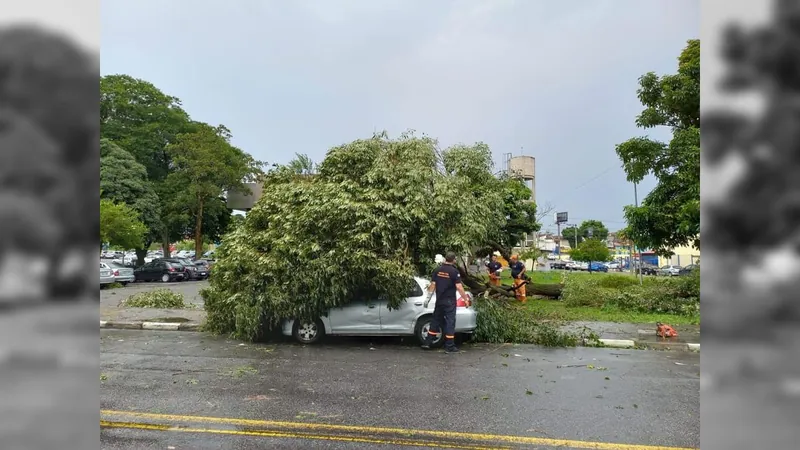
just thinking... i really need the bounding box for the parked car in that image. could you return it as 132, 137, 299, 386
134, 260, 185, 282
588, 262, 608, 272
281, 277, 477, 347
659, 265, 682, 277
550, 261, 567, 270
639, 264, 659, 276
678, 264, 699, 276
156, 258, 199, 280
104, 261, 134, 285
193, 260, 212, 279
100, 263, 115, 286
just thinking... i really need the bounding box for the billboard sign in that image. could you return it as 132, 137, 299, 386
555, 212, 568, 224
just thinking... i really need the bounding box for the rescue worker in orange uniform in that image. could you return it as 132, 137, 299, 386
486, 254, 502, 286
422, 252, 469, 353
509, 255, 527, 303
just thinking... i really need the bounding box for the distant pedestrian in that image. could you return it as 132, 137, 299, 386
486, 254, 502, 287
509, 255, 527, 303
422, 252, 468, 353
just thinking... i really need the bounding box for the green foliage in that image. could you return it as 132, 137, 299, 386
473, 298, 581, 347
287, 153, 318, 175
203, 132, 521, 341
120, 289, 186, 308
100, 197, 148, 250
164, 123, 264, 256
561, 273, 699, 316
100, 139, 162, 242
100, 74, 192, 182
570, 238, 611, 263
615, 40, 700, 255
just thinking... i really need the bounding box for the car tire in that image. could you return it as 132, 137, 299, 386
120, 282, 128, 286
292, 319, 325, 345
414, 315, 444, 348
161, 274, 171, 283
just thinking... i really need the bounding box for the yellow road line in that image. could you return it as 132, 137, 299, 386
101, 410, 697, 450
100, 421, 508, 450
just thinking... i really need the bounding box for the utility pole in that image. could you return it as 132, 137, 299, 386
633, 183, 643, 285
556, 222, 562, 261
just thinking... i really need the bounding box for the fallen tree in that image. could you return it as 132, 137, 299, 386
204, 132, 542, 341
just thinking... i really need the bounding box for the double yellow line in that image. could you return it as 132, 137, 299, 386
101, 410, 697, 450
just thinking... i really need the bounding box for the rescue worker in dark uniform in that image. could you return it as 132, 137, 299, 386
486, 254, 502, 286
422, 252, 468, 353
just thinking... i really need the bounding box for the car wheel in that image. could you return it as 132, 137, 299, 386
120, 282, 128, 286
292, 319, 324, 345
414, 316, 444, 347
161, 274, 171, 283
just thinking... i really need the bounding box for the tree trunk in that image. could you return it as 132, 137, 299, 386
162, 231, 171, 258
194, 199, 204, 258
134, 248, 147, 268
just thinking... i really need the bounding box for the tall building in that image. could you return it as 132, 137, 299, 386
505, 154, 537, 248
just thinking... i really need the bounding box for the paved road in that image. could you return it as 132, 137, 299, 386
101, 329, 699, 449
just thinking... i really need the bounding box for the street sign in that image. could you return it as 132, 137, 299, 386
555, 212, 568, 224
587, 227, 594, 238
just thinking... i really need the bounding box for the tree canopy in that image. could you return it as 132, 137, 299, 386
561, 220, 608, 246
100, 197, 148, 250
100, 139, 162, 243
570, 238, 611, 263
615, 39, 700, 256
203, 132, 538, 341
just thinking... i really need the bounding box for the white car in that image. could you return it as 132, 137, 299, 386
100, 263, 115, 285
660, 265, 682, 276
282, 277, 477, 347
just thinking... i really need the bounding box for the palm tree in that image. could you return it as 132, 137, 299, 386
287, 153, 317, 175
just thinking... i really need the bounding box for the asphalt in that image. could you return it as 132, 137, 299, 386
101, 329, 700, 449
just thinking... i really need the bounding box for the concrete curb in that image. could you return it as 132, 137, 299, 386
598, 338, 636, 348
100, 320, 202, 332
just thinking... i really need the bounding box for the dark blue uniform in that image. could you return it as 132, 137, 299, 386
426, 263, 462, 351
510, 260, 526, 279
487, 261, 502, 275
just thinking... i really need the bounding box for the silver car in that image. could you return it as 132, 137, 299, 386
99, 263, 115, 286
104, 262, 134, 285
282, 277, 477, 347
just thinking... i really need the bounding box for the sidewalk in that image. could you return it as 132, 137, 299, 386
561, 321, 701, 352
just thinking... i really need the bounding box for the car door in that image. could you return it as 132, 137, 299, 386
379, 279, 426, 333
327, 298, 382, 334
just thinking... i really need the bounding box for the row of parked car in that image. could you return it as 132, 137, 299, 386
549, 260, 699, 276
100, 257, 215, 287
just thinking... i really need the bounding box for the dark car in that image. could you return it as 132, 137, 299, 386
550, 261, 567, 270
193, 260, 212, 279
678, 264, 699, 276
636, 263, 658, 276
156, 258, 199, 280
134, 261, 185, 283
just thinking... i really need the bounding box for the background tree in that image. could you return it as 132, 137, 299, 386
100, 139, 161, 254
287, 153, 318, 175
100, 198, 148, 250
101, 74, 192, 181
165, 123, 264, 257
561, 220, 608, 246
570, 238, 611, 263
615, 39, 700, 256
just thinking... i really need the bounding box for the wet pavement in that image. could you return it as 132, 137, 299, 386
101, 329, 700, 449
100, 281, 207, 324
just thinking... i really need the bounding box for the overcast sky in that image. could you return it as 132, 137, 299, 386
101, 0, 698, 232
